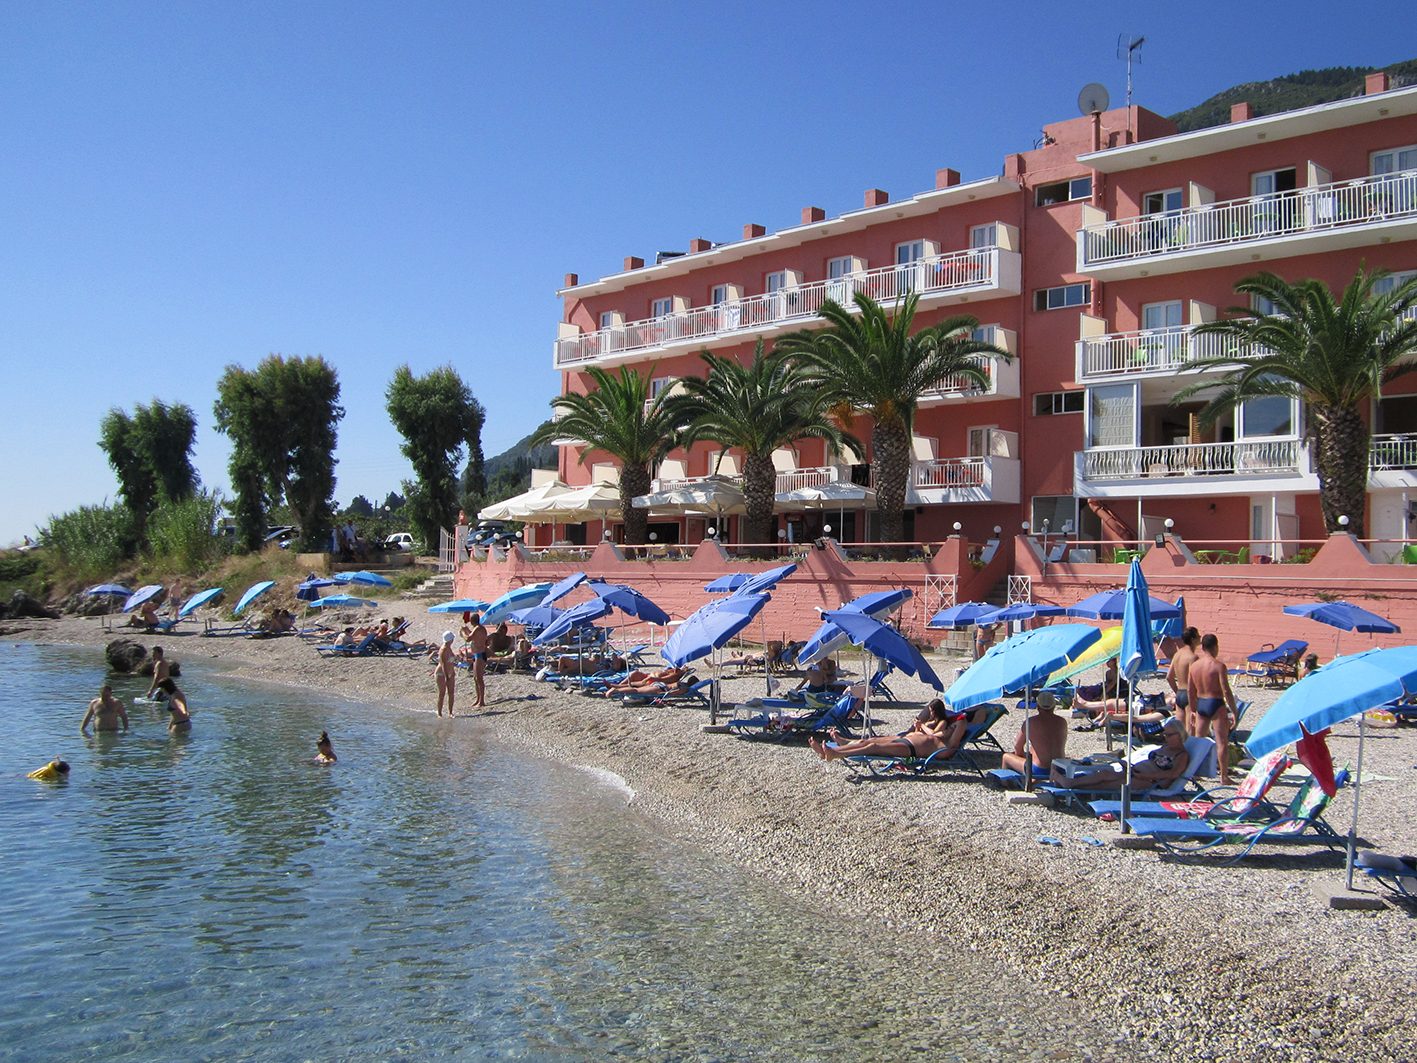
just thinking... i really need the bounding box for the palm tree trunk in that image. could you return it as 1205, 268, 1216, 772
873, 419, 911, 552
741, 453, 777, 544
618, 464, 652, 545
1312, 402, 1369, 539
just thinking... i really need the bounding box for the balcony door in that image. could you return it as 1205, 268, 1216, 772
895, 240, 926, 296
1251, 168, 1299, 234
1086, 383, 1138, 450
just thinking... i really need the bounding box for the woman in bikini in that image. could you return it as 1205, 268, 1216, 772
1051, 718, 1190, 789
809, 700, 959, 762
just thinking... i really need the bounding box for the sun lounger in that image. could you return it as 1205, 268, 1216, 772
1126, 770, 1347, 862
1242, 640, 1307, 686
727, 691, 862, 741
1035, 736, 1216, 809
1088, 749, 1290, 822
315, 633, 380, 657
638, 676, 712, 708
844, 704, 1009, 780
1357, 852, 1417, 900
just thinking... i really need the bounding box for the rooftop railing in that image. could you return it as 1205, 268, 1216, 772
1080, 168, 1417, 268
555, 247, 1005, 367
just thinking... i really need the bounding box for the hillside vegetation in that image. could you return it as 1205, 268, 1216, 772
1169, 58, 1417, 132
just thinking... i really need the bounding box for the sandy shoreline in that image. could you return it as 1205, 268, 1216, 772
10, 610, 1416, 1062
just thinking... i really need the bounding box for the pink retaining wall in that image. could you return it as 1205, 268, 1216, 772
451, 537, 1012, 645
1020, 533, 1417, 663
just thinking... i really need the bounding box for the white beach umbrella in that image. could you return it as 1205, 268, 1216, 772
477, 480, 570, 522
633, 475, 748, 518
545, 482, 623, 524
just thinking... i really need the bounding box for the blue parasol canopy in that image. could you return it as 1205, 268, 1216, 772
1282, 600, 1399, 634
312, 593, 377, 609
426, 598, 491, 613
1153, 595, 1186, 640
179, 588, 224, 618
233, 581, 277, 617
541, 572, 587, 606
662, 593, 770, 667
797, 588, 913, 666
334, 570, 393, 587
296, 577, 339, 602
819, 609, 943, 690
507, 604, 566, 627
729, 562, 798, 598
1119, 558, 1157, 683
927, 602, 997, 629
86, 583, 133, 597
482, 583, 552, 625
946, 624, 1103, 712
532, 598, 612, 645
976, 601, 1066, 625
122, 585, 164, 612
587, 582, 671, 625
1067, 589, 1182, 620
704, 573, 749, 593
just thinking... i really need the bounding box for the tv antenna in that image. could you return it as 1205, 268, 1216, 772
1117, 34, 1144, 106
1078, 82, 1110, 116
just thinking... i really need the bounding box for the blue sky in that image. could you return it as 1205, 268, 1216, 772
1, 1, 1411, 545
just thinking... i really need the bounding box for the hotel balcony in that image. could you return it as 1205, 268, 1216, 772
1076, 324, 1244, 382
648, 466, 853, 497
1074, 439, 1317, 499
1369, 433, 1417, 489
918, 327, 1019, 405
554, 246, 1022, 369
864, 455, 1020, 506
1078, 168, 1417, 281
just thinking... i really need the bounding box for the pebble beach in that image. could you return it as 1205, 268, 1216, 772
11, 609, 1417, 1063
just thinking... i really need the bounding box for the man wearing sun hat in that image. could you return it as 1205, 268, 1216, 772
1001, 690, 1068, 779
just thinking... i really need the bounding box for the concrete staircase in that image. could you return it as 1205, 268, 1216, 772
412, 573, 455, 600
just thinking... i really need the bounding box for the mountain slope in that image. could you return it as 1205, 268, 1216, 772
1169, 59, 1417, 132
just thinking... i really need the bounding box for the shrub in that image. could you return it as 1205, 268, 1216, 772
147, 490, 228, 571
39, 503, 137, 579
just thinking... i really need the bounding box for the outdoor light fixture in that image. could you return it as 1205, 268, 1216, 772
993, 526, 1002, 535
777, 529, 786, 539
1021, 521, 1030, 532
1164, 518, 1174, 530
1339, 515, 1350, 526
953, 522, 962, 533
649, 533, 657, 541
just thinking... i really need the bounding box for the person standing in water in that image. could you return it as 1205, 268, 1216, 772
146, 646, 172, 700
81, 685, 129, 733
466, 613, 489, 708
159, 679, 192, 731
314, 731, 337, 764
435, 631, 457, 717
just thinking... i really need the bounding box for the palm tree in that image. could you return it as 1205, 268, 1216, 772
774, 291, 1012, 547
527, 365, 680, 545
674, 340, 858, 543
1180, 269, 1417, 539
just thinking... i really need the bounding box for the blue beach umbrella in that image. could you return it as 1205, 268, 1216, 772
179, 588, 224, 618
532, 598, 612, 645
1153, 596, 1186, 640
662, 593, 770, 667
798, 588, 914, 666
507, 604, 565, 627
233, 581, 277, 617
819, 610, 943, 691
1246, 645, 1417, 888
1283, 600, 1399, 656
426, 598, 491, 614
296, 577, 339, 602
313, 593, 378, 609
122, 585, 164, 612
927, 602, 997, 629
1067, 589, 1182, 621
541, 571, 587, 606
588, 582, 672, 625
729, 562, 798, 598
334, 570, 393, 587
1117, 558, 1158, 830
946, 624, 1104, 712
704, 573, 749, 593
976, 602, 1066, 626
86, 583, 133, 597
482, 583, 552, 625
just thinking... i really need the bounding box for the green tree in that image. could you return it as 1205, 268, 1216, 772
345, 494, 374, 517
385, 365, 486, 551
675, 340, 857, 543
97, 399, 199, 542
775, 292, 1011, 547
527, 366, 680, 545
1181, 269, 1417, 539
213, 355, 344, 551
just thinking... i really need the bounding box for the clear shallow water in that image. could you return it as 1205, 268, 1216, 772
1, 642, 1074, 1062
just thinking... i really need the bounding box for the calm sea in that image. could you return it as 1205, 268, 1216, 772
0, 641, 1080, 1062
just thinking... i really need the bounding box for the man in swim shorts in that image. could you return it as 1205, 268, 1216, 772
436, 631, 457, 717
1166, 627, 1200, 734
1001, 690, 1067, 778
466, 614, 489, 708
314, 731, 337, 764
1187, 633, 1237, 784
146, 646, 172, 700
81, 685, 129, 733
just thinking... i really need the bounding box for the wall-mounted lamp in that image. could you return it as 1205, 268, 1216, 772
953, 522, 962, 533
1339, 515, 1350, 527
1021, 521, 1030, 532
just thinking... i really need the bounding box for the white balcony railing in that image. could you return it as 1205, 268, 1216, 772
1080, 168, 1417, 269
650, 466, 848, 496
1081, 439, 1302, 481
556, 247, 1008, 367
1370, 433, 1417, 470
1078, 325, 1240, 378
912, 457, 987, 489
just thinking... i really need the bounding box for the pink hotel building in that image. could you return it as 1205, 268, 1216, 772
545, 74, 1417, 559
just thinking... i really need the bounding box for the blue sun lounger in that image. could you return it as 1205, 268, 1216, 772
315, 633, 379, 657
1019, 736, 1216, 808
727, 691, 862, 741
843, 703, 1009, 780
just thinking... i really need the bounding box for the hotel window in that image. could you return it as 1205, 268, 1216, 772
599, 311, 616, 329
1086, 384, 1136, 448
710, 284, 730, 305
1035, 176, 1092, 207
766, 271, 789, 293
970, 223, 997, 249
895, 240, 927, 264
1251, 293, 1280, 317
1239, 394, 1296, 439
651, 297, 675, 318
1143, 189, 1183, 216
1142, 301, 1183, 331
1033, 282, 1090, 311
827, 256, 855, 279
1372, 145, 1417, 175
1034, 391, 1084, 416
650, 377, 673, 399
1374, 270, 1417, 295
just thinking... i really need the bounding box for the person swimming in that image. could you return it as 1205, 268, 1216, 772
314, 731, 337, 764
29, 760, 71, 781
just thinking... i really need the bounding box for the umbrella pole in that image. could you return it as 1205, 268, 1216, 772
1023, 683, 1032, 793
762, 613, 771, 697
863, 648, 873, 737
1121, 684, 1136, 835
1345, 709, 1367, 891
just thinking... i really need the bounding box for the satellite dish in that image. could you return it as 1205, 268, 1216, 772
1078, 82, 1110, 115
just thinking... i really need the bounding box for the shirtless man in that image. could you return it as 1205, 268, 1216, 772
159, 679, 192, 730
488, 622, 514, 658
1188, 633, 1238, 784
146, 646, 172, 700
1166, 627, 1201, 734
1001, 691, 1067, 779
436, 631, 457, 717
466, 614, 489, 708
81, 685, 129, 733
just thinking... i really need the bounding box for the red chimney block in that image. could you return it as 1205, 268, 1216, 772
624, 256, 644, 271
1230, 102, 1254, 123
689, 238, 712, 253
742, 223, 766, 239
864, 188, 889, 207
801, 206, 825, 224
563, 273, 578, 288
1367, 71, 1390, 95
935, 168, 961, 189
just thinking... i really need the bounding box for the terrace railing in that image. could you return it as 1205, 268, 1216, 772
1080, 168, 1417, 269
1081, 439, 1302, 481
912, 457, 987, 489
1370, 433, 1417, 470
555, 247, 1003, 367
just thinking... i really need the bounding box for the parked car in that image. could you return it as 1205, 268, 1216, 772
384, 532, 416, 552
468, 520, 508, 547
